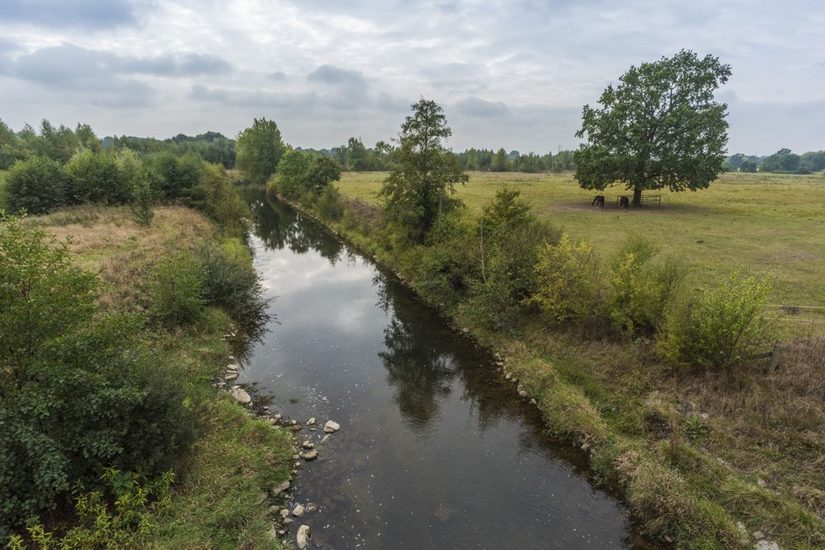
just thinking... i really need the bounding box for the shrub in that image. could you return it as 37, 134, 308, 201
186, 163, 248, 234
65, 150, 131, 205
150, 152, 203, 200
0, 217, 196, 537
532, 234, 604, 328
4, 156, 66, 213
607, 237, 686, 335
197, 239, 267, 330
149, 252, 206, 326
659, 272, 774, 369
316, 185, 344, 221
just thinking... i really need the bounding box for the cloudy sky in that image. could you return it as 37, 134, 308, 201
1, 0, 823, 154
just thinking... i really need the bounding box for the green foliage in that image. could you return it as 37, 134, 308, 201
149, 151, 204, 200
760, 148, 802, 173
659, 272, 774, 369
379, 99, 468, 243
270, 150, 343, 208
197, 239, 266, 329
149, 252, 206, 327
532, 234, 604, 328
316, 185, 344, 221
118, 149, 156, 226
607, 238, 685, 336
65, 149, 132, 205
186, 163, 249, 234
236, 118, 286, 184
7, 469, 174, 549
575, 50, 731, 205
4, 155, 67, 214
0, 217, 196, 537
272, 149, 312, 200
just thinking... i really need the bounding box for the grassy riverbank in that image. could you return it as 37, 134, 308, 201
271, 184, 825, 549
338, 170, 825, 334
27, 205, 293, 548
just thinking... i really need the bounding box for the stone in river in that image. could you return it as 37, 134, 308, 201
300, 450, 318, 461
292, 504, 305, 517
296, 525, 311, 549
230, 387, 252, 405
323, 420, 340, 433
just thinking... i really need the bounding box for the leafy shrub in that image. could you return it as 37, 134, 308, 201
7, 469, 174, 549
197, 239, 267, 329
315, 185, 344, 221
461, 190, 560, 330
150, 152, 203, 200
0, 217, 196, 537
607, 238, 686, 335
532, 234, 604, 328
659, 272, 774, 369
186, 163, 248, 234
4, 155, 67, 213
65, 150, 131, 205
149, 252, 206, 326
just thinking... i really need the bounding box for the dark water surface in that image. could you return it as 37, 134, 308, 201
240, 192, 639, 549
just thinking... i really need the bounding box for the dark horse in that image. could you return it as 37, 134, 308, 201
618, 196, 630, 208
591, 195, 605, 208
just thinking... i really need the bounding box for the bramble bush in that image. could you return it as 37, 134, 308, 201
149, 252, 206, 327
658, 272, 774, 369
4, 156, 67, 214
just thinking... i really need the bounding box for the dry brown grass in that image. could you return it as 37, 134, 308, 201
33, 205, 215, 312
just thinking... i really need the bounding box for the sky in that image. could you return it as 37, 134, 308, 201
1, 0, 823, 155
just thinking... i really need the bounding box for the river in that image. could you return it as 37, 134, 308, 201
238, 191, 641, 549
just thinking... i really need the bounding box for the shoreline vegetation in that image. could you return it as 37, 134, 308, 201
265, 180, 825, 548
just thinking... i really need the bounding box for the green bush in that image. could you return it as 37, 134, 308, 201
186, 163, 248, 234
149, 252, 206, 327
659, 272, 774, 369
4, 156, 67, 213
65, 150, 131, 205
0, 217, 196, 537
316, 185, 344, 221
607, 238, 686, 335
532, 234, 605, 329
197, 239, 267, 330
150, 152, 203, 200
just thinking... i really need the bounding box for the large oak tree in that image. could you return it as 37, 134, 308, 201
574, 50, 731, 206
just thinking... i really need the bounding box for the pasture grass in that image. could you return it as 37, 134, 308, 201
338, 170, 825, 333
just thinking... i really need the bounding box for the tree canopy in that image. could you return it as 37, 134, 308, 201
236, 118, 286, 183
574, 50, 731, 205
379, 99, 468, 242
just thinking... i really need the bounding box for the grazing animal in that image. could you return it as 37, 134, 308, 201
591, 195, 605, 208
619, 196, 630, 209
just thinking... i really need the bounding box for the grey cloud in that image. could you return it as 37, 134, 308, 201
454, 97, 509, 118
308, 64, 366, 88
270, 71, 287, 81
0, 0, 141, 30
189, 84, 320, 111
7, 43, 232, 87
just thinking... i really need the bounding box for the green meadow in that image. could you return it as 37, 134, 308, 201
339, 170, 825, 331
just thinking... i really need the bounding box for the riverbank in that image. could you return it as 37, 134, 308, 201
26, 205, 297, 548
269, 189, 824, 549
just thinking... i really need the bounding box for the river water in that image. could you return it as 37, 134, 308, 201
238, 191, 640, 549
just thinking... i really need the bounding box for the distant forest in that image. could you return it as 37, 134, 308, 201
1, 119, 822, 175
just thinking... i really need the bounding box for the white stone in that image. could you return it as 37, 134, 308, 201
224, 372, 239, 381
230, 387, 252, 405
300, 449, 318, 461
302, 440, 315, 450
292, 504, 305, 517
296, 525, 311, 549
279, 508, 290, 519
755, 541, 780, 550
271, 480, 290, 496
306, 417, 316, 425
323, 420, 340, 433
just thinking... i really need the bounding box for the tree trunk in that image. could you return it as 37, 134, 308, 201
632, 185, 643, 207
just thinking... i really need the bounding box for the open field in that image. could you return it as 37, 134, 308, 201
339, 170, 825, 332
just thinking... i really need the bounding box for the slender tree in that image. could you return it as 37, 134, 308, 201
379, 99, 467, 242
236, 118, 286, 184
575, 50, 731, 206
